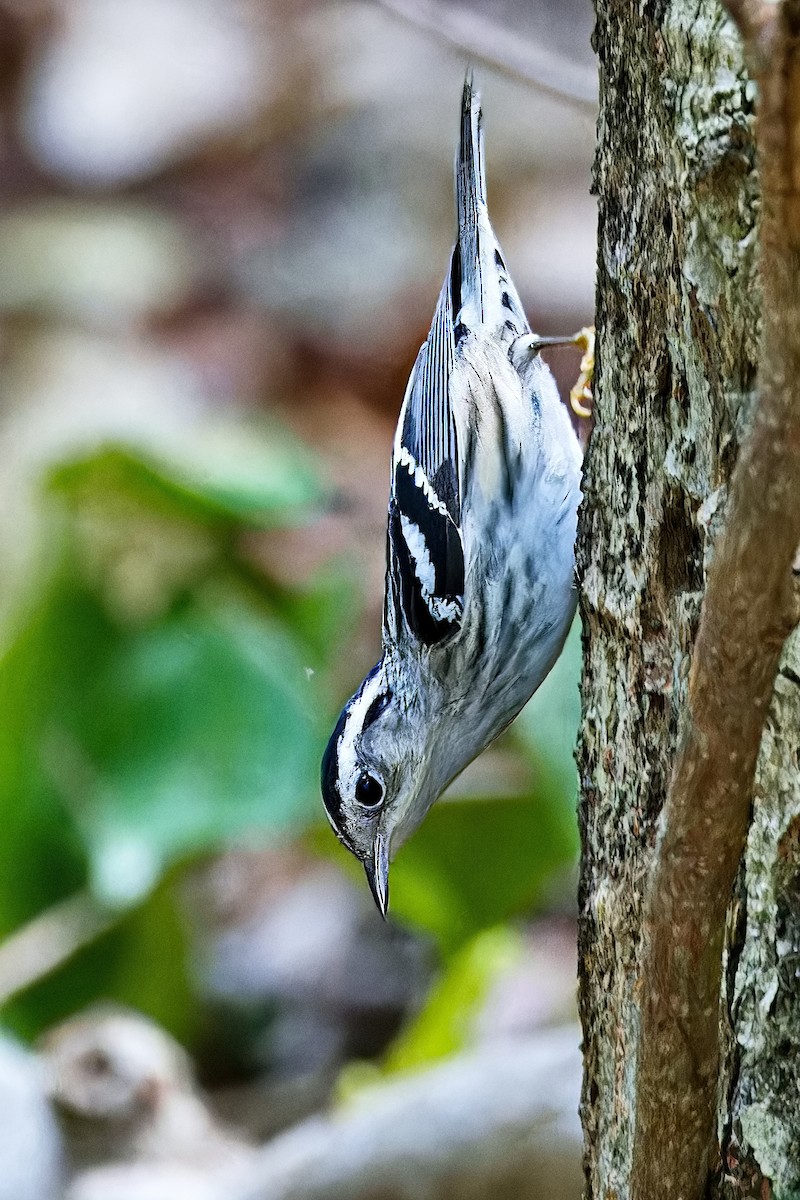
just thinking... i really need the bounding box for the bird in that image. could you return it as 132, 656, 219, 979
321, 76, 583, 916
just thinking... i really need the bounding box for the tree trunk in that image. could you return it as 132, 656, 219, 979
578, 2, 800, 1197
719, 635, 800, 1198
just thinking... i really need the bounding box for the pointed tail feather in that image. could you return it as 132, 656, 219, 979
457, 75, 487, 233
455, 76, 486, 326
454, 76, 529, 337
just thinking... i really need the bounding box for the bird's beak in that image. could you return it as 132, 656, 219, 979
364, 831, 390, 918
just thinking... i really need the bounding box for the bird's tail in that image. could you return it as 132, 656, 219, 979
454, 75, 528, 337
457, 73, 487, 239
454, 75, 486, 328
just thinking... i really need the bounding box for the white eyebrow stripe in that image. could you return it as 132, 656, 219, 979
336, 672, 386, 798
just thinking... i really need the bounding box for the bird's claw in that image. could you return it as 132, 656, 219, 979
528, 325, 595, 419
568, 325, 594, 419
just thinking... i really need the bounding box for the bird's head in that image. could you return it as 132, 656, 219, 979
321, 660, 436, 915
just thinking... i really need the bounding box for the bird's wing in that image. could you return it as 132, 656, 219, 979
384, 77, 532, 651
386, 270, 465, 649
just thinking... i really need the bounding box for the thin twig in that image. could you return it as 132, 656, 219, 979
375, 0, 598, 110
630, 2, 800, 1196
0, 891, 115, 1006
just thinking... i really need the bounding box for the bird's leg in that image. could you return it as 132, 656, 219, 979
529, 325, 595, 419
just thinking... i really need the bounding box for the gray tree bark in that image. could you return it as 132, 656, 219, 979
721, 639, 800, 1199
578, 2, 800, 1198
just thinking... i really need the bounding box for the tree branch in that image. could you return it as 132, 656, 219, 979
375, 0, 598, 110
630, 4, 800, 1196
231, 1028, 582, 1200
0, 892, 114, 1006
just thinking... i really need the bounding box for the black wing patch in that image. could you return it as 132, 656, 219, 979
389, 463, 464, 647
390, 251, 465, 648
388, 503, 463, 646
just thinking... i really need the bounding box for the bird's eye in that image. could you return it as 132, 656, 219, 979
355, 772, 384, 809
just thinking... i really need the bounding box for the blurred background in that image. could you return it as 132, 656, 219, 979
0, 1, 596, 1197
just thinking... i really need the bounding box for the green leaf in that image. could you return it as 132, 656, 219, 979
387, 789, 575, 953
0, 587, 88, 938
49, 581, 325, 905
0, 405, 346, 1041
50, 423, 325, 530
383, 926, 523, 1072
253, 566, 364, 678
0, 555, 331, 1038
335, 926, 524, 1103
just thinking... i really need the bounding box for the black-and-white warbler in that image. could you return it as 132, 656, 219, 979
321, 78, 583, 915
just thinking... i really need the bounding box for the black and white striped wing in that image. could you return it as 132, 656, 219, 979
386, 270, 465, 648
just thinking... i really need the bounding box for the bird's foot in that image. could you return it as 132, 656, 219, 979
568, 326, 594, 419
528, 326, 595, 418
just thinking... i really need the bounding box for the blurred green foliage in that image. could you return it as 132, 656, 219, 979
383, 925, 524, 1072
336, 925, 524, 1102
0, 412, 580, 1060
0, 420, 348, 1039
4, 882, 194, 1045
